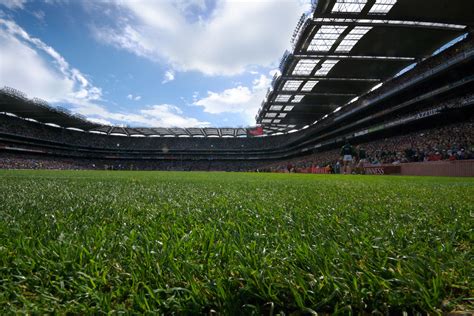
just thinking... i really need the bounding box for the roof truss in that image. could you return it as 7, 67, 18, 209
256, 0, 471, 130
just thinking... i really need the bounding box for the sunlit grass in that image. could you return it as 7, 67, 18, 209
0, 170, 472, 314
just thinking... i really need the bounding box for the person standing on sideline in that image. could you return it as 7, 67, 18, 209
340, 140, 354, 174
356, 145, 367, 174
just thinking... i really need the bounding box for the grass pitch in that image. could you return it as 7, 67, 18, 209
0, 170, 472, 314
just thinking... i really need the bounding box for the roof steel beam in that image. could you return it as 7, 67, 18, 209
361, 0, 376, 15
271, 92, 356, 99
293, 54, 415, 61
311, 17, 467, 31
281, 75, 381, 82
327, 23, 352, 52
187, 128, 204, 136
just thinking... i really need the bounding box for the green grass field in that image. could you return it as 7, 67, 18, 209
0, 170, 472, 314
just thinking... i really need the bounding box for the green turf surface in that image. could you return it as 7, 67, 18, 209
0, 170, 472, 314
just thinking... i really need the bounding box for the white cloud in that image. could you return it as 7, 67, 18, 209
32, 10, 45, 21
174, 0, 207, 13
269, 68, 281, 77
87, 117, 113, 126
127, 94, 141, 101
0, 18, 102, 104
194, 86, 253, 114
73, 102, 209, 128
0, 30, 74, 101
139, 104, 209, 127
0, 18, 208, 128
92, 0, 310, 76
193, 74, 270, 124
253, 74, 271, 91
162, 69, 175, 84
0, 0, 27, 9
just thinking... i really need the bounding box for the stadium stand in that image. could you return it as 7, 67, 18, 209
0, 0, 473, 175
259, 118, 474, 173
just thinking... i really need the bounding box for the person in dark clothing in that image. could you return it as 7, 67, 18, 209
340, 140, 354, 174
356, 145, 367, 174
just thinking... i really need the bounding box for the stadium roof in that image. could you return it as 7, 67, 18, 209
256, 0, 474, 130
0, 88, 253, 138
0, 87, 100, 131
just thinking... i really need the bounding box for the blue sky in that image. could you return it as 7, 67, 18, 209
0, 0, 311, 127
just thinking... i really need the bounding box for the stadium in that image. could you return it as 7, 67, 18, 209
0, 0, 473, 314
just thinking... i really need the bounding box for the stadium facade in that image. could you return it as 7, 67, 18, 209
1, 0, 473, 171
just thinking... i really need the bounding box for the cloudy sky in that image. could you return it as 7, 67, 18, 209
0, 0, 311, 127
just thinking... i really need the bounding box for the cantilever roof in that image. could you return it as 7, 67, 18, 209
0, 88, 101, 130
0, 88, 253, 138
87, 125, 249, 137
256, 0, 473, 129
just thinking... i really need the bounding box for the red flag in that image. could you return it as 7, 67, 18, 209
247, 126, 263, 136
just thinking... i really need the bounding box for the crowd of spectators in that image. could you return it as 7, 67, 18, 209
0, 153, 87, 170
0, 152, 268, 172
261, 118, 474, 173
1, 117, 472, 172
